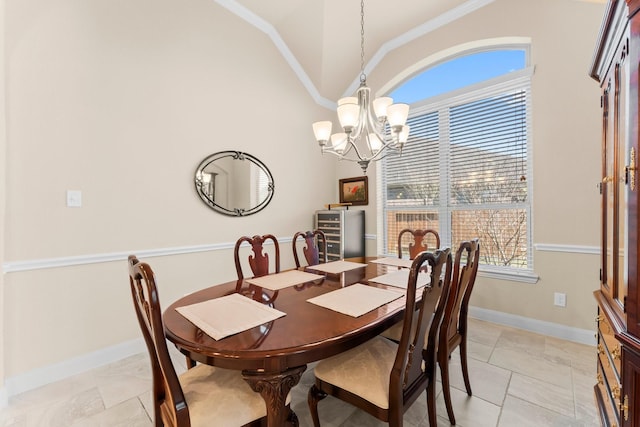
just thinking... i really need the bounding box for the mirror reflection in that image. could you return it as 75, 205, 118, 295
195, 151, 274, 216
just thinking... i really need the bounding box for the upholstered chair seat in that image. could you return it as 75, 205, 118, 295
178, 364, 270, 426
313, 336, 397, 409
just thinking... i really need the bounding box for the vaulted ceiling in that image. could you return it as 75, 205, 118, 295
221, 0, 605, 105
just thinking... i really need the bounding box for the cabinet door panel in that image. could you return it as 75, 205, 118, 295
604, 81, 615, 296
616, 43, 630, 311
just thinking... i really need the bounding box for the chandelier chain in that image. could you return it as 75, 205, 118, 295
360, 0, 366, 83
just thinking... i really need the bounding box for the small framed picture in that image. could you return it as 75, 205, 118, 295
339, 176, 368, 206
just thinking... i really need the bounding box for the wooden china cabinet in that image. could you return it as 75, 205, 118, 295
590, 1, 640, 425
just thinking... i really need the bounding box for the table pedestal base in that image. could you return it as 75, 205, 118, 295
243, 365, 307, 427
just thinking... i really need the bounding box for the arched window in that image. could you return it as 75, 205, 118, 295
380, 47, 534, 279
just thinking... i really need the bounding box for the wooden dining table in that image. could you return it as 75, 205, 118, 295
163, 257, 412, 427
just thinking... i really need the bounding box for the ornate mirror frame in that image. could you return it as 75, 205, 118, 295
194, 151, 275, 216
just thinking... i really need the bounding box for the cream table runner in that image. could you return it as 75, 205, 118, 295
305, 260, 367, 274
306, 283, 403, 317
368, 269, 431, 289
176, 293, 286, 340
244, 270, 325, 291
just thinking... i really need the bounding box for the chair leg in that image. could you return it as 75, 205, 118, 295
460, 338, 472, 396
186, 356, 196, 369
425, 379, 438, 427
439, 355, 456, 425
308, 384, 327, 427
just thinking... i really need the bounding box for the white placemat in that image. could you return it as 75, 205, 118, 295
368, 269, 431, 289
370, 257, 414, 268
305, 260, 367, 274
176, 293, 286, 340
245, 270, 325, 291
306, 283, 403, 317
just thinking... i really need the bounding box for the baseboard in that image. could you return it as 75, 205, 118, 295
4, 338, 145, 398
469, 306, 596, 346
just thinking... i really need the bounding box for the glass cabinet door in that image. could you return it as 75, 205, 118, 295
603, 80, 614, 295
616, 45, 629, 313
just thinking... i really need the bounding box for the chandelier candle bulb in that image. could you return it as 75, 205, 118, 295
373, 97, 393, 118
331, 133, 348, 153
313, 121, 333, 145
368, 133, 383, 153
387, 103, 410, 129
337, 103, 360, 130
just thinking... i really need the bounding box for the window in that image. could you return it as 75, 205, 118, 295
381, 48, 533, 277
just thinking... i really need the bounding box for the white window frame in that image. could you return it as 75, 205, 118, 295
377, 60, 538, 283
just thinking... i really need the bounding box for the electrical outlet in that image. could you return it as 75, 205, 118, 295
66, 190, 82, 207
554, 292, 566, 307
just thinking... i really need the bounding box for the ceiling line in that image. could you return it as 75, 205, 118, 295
214, 0, 334, 109
215, 0, 495, 109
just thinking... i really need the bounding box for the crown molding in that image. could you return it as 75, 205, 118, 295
215, 0, 496, 108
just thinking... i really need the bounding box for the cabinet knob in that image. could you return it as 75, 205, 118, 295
612, 345, 621, 361
613, 384, 621, 400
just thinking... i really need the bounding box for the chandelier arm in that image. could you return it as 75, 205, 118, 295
344, 136, 368, 161
366, 147, 403, 163
322, 149, 351, 159
368, 144, 394, 163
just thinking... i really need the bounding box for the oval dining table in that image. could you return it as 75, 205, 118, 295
163, 257, 410, 427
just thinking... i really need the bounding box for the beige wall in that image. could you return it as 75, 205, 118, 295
1, 0, 607, 391
3, 0, 334, 379
1, 0, 6, 399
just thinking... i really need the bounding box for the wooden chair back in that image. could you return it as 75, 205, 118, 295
397, 228, 440, 260
292, 230, 327, 268
234, 234, 280, 280
390, 247, 452, 423
441, 239, 480, 346
128, 255, 189, 426
438, 238, 480, 425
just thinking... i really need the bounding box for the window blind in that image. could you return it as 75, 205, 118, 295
381, 72, 532, 270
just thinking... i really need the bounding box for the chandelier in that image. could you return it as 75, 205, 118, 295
312, 0, 410, 174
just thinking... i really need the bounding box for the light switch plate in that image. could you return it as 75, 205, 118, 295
553, 292, 566, 307
66, 190, 82, 207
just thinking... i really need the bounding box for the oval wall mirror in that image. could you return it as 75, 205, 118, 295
194, 151, 275, 216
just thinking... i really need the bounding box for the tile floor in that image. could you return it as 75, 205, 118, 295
0, 318, 600, 426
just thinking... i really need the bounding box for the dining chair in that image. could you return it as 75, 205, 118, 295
380, 228, 441, 342
308, 248, 453, 427
234, 234, 280, 303
438, 238, 480, 425
292, 229, 327, 268
397, 228, 440, 259
127, 255, 268, 427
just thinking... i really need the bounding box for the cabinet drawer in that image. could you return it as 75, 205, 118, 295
318, 221, 340, 229
598, 314, 622, 377
317, 214, 340, 222
597, 358, 620, 426
598, 344, 621, 394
